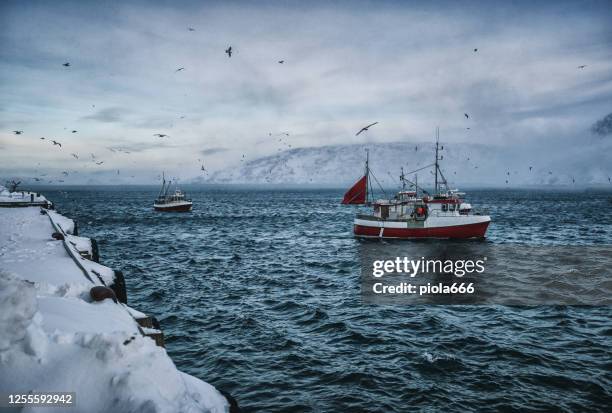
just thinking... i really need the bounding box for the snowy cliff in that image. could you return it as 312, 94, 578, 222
204, 141, 611, 187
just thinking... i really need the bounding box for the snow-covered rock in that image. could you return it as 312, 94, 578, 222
0, 207, 230, 413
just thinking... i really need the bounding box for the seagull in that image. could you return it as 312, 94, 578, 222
96, 161, 104, 165
62, 62, 70, 67
464, 113, 469, 119
175, 67, 185, 72
529, 166, 533, 171
225, 46, 232, 57
71, 130, 77, 133
577, 65, 587, 69
356, 122, 378, 136
153, 133, 169, 138
40, 137, 45, 140
188, 27, 195, 31
71, 153, 79, 159
52, 140, 62, 147
278, 60, 284, 64
473, 48, 478, 52
13, 130, 23, 135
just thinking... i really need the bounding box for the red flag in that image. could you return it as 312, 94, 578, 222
342, 175, 367, 204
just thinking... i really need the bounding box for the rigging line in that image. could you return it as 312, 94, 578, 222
369, 169, 387, 199
387, 172, 400, 188
404, 163, 436, 176
400, 176, 427, 194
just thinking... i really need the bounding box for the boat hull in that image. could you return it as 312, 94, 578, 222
354, 217, 490, 239
153, 202, 193, 212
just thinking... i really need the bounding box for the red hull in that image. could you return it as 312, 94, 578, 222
154, 204, 192, 212
354, 221, 489, 239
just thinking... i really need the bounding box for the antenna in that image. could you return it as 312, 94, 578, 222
400, 167, 406, 190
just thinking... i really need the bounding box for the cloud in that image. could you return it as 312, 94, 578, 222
591, 113, 612, 136
1, 0, 611, 183
82, 107, 127, 123
200, 147, 228, 156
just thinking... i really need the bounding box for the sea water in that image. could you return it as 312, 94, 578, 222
43, 186, 612, 412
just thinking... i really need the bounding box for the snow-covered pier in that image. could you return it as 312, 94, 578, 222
0, 187, 233, 412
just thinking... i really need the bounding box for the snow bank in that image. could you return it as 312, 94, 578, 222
0, 207, 230, 412
0, 187, 49, 206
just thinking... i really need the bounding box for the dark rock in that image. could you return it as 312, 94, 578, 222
91, 238, 100, 263
218, 389, 241, 413
90, 286, 117, 303
110, 270, 127, 304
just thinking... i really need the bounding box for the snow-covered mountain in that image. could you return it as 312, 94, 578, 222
203, 141, 611, 187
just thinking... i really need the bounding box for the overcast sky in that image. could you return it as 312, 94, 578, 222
1, 0, 611, 184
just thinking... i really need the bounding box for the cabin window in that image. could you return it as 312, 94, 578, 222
441, 204, 448, 212
449, 204, 456, 211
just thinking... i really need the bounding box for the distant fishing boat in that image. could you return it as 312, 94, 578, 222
342, 129, 491, 239
154, 173, 192, 212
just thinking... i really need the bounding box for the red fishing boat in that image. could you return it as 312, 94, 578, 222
154, 173, 193, 212
342, 131, 491, 239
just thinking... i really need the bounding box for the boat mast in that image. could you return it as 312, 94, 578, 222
400, 167, 406, 190
434, 127, 439, 194
365, 149, 370, 204
158, 172, 166, 199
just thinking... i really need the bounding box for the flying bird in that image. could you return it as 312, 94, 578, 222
13, 130, 23, 135
52, 140, 62, 147
464, 113, 469, 119
356, 122, 378, 136
62, 62, 70, 67
175, 67, 185, 72
529, 166, 533, 171
96, 161, 104, 165
188, 27, 195, 31
278, 60, 284, 64
473, 48, 478, 52
577, 65, 587, 69
40, 137, 45, 140
71, 153, 79, 159
153, 133, 169, 138
225, 46, 232, 57
71, 130, 77, 133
